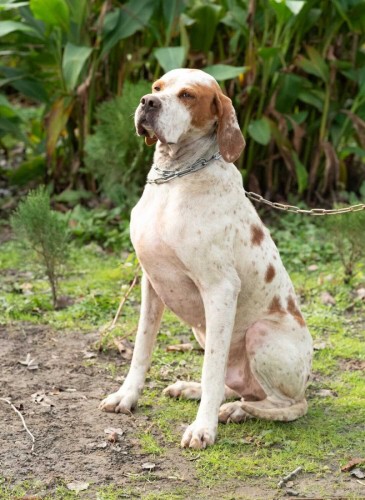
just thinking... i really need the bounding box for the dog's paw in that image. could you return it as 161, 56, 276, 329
99, 391, 137, 414
180, 421, 217, 449
163, 381, 201, 400
218, 401, 249, 423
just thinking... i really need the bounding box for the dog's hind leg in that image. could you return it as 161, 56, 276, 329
219, 318, 312, 423
163, 381, 240, 401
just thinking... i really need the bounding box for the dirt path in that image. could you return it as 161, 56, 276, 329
0, 323, 363, 499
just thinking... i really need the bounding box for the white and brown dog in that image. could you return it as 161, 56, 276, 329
100, 69, 313, 449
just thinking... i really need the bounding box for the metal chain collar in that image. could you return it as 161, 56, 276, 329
145, 152, 364, 215
246, 191, 365, 216
146, 152, 222, 184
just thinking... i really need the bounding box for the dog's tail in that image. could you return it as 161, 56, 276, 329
240, 398, 308, 422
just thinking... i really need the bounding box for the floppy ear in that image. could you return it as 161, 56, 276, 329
145, 136, 157, 146
214, 92, 245, 163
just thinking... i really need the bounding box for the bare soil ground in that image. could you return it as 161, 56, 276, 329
0, 322, 364, 499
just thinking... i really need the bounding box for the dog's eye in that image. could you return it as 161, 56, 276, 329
153, 86, 161, 92
179, 92, 195, 99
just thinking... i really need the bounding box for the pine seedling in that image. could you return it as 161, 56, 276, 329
11, 187, 69, 308
324, 209, 365, 282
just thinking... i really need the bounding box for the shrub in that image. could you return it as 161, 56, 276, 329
84, 80, 153, 208
11, 187, 69, 308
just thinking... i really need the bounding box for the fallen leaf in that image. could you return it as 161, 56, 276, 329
19, 353, 39, 370
351, 468, 365, 479
166, 343, 193, 352
31, 392, 55, 408
66, 481, 89, 493
316, 389, 337, 398
83, 351, 96, 359
356, 288, 365, 300
159, 366, 173, 380
341, 458, 365, 472
50, 386, 77, 394
104, 427, 124, 443
19, 282, 33, 295
313, 341, 327, 351
114, 339, 133, 360
307, 264, 318, 272
87, 441, 107, 449
285, 489, 299, 497
320, 291, 336, 305
142, 462, 156, 471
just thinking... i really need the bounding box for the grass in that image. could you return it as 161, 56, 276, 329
0, 210, 364, 499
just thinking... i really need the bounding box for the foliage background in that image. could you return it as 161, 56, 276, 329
1, 0, 365, 215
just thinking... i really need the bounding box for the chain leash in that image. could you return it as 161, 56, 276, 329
145, 151, 364, 215
246, 191, 365, 216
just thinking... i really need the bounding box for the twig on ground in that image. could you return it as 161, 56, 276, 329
278, 466, 303, 488
98, 265, 141, 350
111, 267, 140, 329
0, 397, 35, 451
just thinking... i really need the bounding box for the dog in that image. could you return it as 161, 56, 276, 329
100, 69, 313, 449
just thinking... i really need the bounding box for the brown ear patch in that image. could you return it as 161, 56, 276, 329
215, 92, 245, 163
251, 224, 265, 246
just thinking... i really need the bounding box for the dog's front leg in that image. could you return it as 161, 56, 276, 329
181, 276, 240, 449
100, 272, 164, 414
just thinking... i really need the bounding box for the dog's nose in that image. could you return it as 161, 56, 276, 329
140, 94, 161, 109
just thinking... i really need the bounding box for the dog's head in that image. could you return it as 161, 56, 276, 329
135, 69, 245, 163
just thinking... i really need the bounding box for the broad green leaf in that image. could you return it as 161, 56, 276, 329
0, 117, 26, 141
248, 117, 271, 145
8, 156, 46, 186
258, 47, 281, 60
0, 20, 38, 37
30, 0, 70, 32
102, 0, 155, 56
340, 146, 365, 160
0, 69, 48, 102
46, 97, 74, 157
154, 47, 185, 73
0, 2, 29, 11
297, 89, 324, 111
286, 1, 305, 15
268, 0, 292, 24
297, 47, 329, 83
276, 74, 307, 113
292, 151, 308, 194
203, 65, 247, 81
62, 43, 92, 91
306, 46, 329, 82
162, 0, 185, 41
188, 3, 222, 53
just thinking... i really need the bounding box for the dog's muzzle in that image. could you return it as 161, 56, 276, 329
136, 94, 161, 137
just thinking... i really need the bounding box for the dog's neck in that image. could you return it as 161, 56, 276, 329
153, 132, 219, 171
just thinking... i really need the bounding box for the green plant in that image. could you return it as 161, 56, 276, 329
324, 208, 365, 282
84, 80, 153, 207
1, 0, 365, 203
10, 186, 69, 307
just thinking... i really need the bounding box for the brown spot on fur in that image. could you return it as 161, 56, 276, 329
251, 224, 265, 246
152, 80, 165, 92
269, 295, 285, 314
265, 264, 276, 283
268, 296, 285, 315
287, 296, 306, 327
